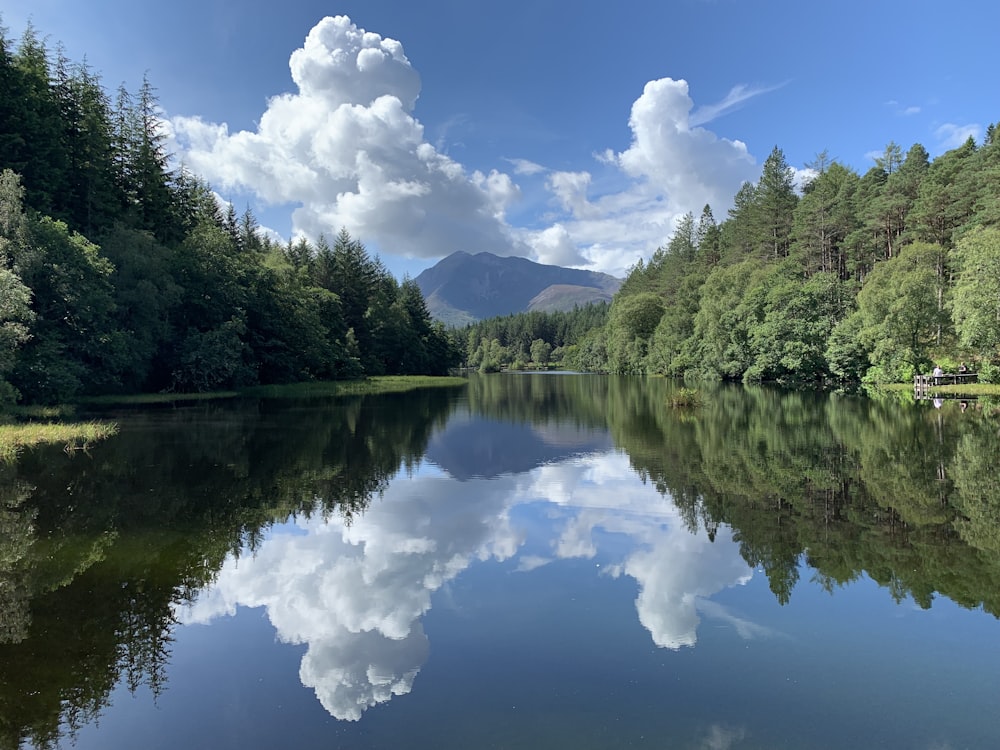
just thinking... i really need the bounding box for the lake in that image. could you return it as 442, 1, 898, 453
2, 374, 1000, 749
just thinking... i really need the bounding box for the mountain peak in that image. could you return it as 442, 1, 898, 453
415, 251, 621, 326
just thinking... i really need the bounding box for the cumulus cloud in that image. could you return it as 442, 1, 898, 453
171, 15, 524, 261
617, 78, 757, 212
532, 223, 588, 266
524, 77, 760, 275
168, 15, 768, 277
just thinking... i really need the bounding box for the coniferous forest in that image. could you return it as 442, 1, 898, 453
562, 140, 1000, 385
5, 19, 1000, 403
0, 23, 459, 405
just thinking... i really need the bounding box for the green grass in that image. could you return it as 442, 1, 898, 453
868, 381, 1000, 400
79, 391, 240, 405
0, 421, 119, 463
914, 382, 1000, 396
240, 375, 468, 399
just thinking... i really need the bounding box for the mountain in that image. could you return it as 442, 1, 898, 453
414, 251, 622, 325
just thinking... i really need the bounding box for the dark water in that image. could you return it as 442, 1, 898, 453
2, 375, 1000, 749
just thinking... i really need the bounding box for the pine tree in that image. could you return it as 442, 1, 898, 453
753, 146, 798, 259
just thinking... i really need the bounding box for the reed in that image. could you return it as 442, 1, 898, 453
668, 387, 702, 408
0, 421, 119, 462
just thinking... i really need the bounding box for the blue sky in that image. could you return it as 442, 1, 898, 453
3, 1, 996, 278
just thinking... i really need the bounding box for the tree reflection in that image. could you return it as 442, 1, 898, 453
3, 375, 1000, 742
599, 378, 1000, 616
0, 386, 459, 749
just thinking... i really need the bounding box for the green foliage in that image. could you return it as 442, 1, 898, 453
854, 241, 949, 380
0, 24, 459, 404
3, 16, 1000, 397
529, 338, 552, 366
668, 387, 701, 408
977, 361, 1000, 385
951, 227, 1000, 359
458, 303, 609, 369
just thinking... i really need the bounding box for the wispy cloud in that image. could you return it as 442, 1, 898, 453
885, 99, 921, 117
935, 122, 982, 150
690, 81, 786, 127
506, 157, 546, 176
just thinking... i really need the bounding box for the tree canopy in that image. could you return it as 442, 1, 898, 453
0, 24, 459, 404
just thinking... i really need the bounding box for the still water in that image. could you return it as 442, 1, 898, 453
2, 375, 1000, 749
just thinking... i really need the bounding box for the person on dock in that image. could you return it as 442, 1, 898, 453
933, 365, 944, 378
959, 362, 968, 374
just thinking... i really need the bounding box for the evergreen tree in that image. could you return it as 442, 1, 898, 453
753, 146, 798, 259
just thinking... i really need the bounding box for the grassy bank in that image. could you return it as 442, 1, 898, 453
2, 376, 466, 460
874, 382, 1000, 397
241, 375, 468, 399
0, 421, 119, 463
75, 375, 469, 406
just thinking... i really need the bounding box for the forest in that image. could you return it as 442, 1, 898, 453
0, 23, 459, 405
459, 303, 609, 372
560, 138, 1000, 386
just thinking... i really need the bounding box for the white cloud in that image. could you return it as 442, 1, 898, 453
617, 78, 757, 211
546, 170, 595, 218
935, 122, 982, 150
507, 157, 547, 176
792, 166, 818, 193
521, 78, 760, 275
885, 99, 922, 117
171, 15, 525, 261
532, 224, 588, 266
690, 82, 785, 127
169, 16, 767, 278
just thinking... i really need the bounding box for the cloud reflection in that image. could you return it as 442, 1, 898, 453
180, 451, 761, 719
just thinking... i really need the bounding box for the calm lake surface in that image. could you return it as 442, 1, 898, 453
3, 374, 1000, 749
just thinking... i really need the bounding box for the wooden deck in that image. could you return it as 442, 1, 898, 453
914, 372, 978, 396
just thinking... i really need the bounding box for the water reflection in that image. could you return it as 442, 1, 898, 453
181, 442, 763, 719
181, 470, 522, 720
3, 375, 1000, 747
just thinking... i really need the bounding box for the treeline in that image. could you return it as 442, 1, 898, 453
458, 303, 609, 372
571, 137, 1000, 385
0, 23, 458, 405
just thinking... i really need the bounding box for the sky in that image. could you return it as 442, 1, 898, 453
3, 0, 997, 279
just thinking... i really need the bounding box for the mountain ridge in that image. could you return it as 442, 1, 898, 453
414, 251, 621, 325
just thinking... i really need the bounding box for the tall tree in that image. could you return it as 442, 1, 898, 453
951, 227, 1000, 363
753, 146, 798, 259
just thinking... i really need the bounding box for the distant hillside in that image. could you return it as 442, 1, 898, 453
414, 251, 621, 325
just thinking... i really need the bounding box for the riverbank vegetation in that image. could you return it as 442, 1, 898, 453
559, 141, 1000, 387
458, 304, 609, 372
0, 22, 461, 409
0, 420, 118, 462
450, 139, 1000, 388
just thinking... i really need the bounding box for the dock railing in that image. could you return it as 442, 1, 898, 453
914, 372, 978, 394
